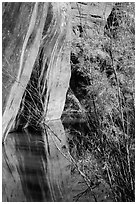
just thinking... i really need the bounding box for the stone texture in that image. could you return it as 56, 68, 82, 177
71, 2, 113, 39
42, 3, 71, 121
2, 3, 71, 141
2, 2, 112, 140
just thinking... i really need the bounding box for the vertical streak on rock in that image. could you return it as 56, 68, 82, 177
3, 2, 71, 140
2, 3, 48, 141
43, 3, 71, 121
16, 2, 38, 82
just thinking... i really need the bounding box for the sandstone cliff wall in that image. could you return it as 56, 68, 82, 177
2, 3, 71, 141
2, 2, 113, 141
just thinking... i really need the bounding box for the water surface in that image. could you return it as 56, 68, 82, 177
2, 119, 113, 202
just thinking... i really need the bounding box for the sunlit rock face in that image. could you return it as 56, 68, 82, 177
2, 2, 71, 141
71, 2, 113, 38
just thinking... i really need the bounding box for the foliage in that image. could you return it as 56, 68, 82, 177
69, 2, 135, 202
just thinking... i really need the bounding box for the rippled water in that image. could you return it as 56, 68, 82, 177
2, 119, 113, 202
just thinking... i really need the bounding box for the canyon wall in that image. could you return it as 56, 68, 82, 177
2, 2, 71, 141
2, 2, 113, 141
3, 3, 114, 201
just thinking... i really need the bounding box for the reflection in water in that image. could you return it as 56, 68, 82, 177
2, 119, 113, 202
2, 120, 71, 202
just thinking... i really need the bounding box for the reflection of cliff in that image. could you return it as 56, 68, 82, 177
2, 3, 71, 141
3, 120, 71, 201
44, 120, 71, 201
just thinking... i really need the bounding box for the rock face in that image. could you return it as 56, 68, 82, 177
2, 3, 115, 202
64, 3, 113, 112
71, 2, 113, 39
2, 3, 71, 141
2, 2, 113, 141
